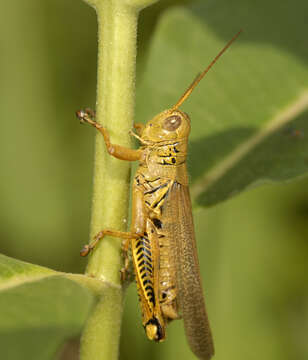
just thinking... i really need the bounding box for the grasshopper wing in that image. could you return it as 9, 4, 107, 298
165, 182, 214, 360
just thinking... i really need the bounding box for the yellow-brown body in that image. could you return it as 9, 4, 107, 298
131, 110, 190, 340
78, 108, 214, 359
78, 29, 242, 360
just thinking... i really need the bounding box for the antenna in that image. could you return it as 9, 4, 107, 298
172, 29, 243, 111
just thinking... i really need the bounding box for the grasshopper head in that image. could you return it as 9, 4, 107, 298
141, 109, 191, 143
140, 30, 242, 145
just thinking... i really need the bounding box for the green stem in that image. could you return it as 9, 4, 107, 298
80, 1, 158, 359
85, 1, 138, 285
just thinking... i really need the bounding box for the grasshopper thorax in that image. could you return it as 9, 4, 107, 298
141, 109, 191, 144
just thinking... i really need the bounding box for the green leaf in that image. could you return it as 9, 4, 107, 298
0, 254, 99, 360
136, 0, 308, 206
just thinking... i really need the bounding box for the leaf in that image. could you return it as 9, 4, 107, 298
0, 254, 99, 360
136, 0, 308, 206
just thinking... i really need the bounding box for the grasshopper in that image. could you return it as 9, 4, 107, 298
78, 30, 242, 360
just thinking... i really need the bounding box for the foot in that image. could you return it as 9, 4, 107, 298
76, 108, 97, 125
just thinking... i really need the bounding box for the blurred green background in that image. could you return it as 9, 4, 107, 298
0, 0, 308, 360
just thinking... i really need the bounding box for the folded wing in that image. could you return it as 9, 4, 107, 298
164, 182, 214, 360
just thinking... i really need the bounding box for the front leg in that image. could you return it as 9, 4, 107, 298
76, 108, 141, 161
134, 122, 145, 136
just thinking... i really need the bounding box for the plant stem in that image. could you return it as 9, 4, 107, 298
85, 1, 138, 285
80, 0, 158, 359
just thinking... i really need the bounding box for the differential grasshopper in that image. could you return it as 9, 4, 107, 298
78, 30, 242, 360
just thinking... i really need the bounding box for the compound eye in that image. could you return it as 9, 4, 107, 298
163, 115, 182, 131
